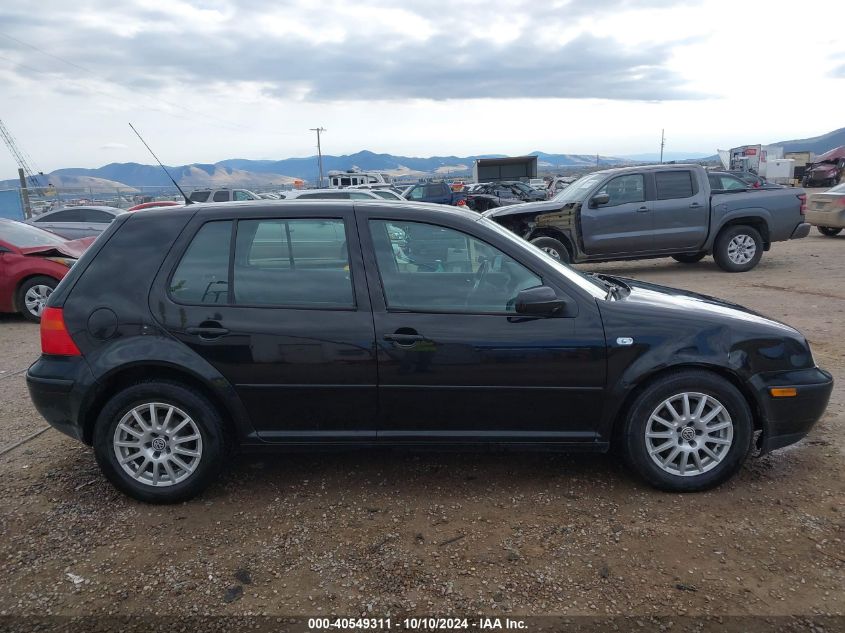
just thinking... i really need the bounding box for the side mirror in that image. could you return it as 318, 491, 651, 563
590, 193, 610, 207
515, 286, 570, 317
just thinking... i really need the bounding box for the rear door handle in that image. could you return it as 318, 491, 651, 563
636, 206, 650, 212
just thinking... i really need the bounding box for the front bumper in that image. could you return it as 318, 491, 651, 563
789, 222, 811, 239
749, 367, 833, 453
26, 356, 97, 444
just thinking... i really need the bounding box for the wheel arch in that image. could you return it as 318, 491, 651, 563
80, 362, 245, 446
527, 227, 575, 259
714, 216, 771, 250
608, 363, 765, 448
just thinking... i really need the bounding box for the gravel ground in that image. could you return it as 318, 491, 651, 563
0, 229, 842, 624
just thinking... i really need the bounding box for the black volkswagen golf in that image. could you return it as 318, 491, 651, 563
26, 201, 832, 503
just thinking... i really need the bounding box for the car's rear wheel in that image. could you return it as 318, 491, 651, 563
622, 370, 753, 492
713, 225, 763, 272
530, 236, 570, 263
17, 276, 58, 322
93, 381, 227, 503
672, 253, 706, 264
818, 227, 842, 237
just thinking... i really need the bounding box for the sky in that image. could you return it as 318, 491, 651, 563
0, 0, 843, 177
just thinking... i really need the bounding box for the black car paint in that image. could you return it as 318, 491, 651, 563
27, 201, 832, 457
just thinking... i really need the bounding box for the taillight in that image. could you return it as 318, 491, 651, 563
456, 199, 466, 206
40, 307, 81, 356
797, 194, 806, 215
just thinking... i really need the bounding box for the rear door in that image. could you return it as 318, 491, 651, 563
580, 173, 652, 255
649, 170, 709, 251
151, 204, 378, 442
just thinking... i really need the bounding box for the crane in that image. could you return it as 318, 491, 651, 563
0, 118, 42, 217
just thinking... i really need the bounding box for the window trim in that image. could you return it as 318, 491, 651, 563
367, 218, 545, 317
166, 217, 358, 311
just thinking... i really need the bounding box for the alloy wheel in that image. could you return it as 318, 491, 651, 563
113, 403, 203, 487
726, 234, 756, 265
541, 247, 561, 260
24, 284, 53, 318
645, 392, 733, 477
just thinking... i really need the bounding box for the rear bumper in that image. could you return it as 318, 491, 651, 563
26, 356, 96, 444
789, 223, 811, 239
805, 210, 845, 229
749, 367, 833, 453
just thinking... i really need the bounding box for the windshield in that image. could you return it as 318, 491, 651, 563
551, 172, 605, 203
0, 220, 67, 248
477, 217, 607, 298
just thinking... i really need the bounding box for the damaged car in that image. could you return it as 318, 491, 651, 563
802, 146, 845, 187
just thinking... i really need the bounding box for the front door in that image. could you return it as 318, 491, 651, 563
580, 173, 652, 256
152, 207, 378, 442
357, 208, 607, 444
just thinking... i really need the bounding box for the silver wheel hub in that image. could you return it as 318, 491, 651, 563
541, 246, 561, 260
645, 392, 734, 477
113, 402, 203, 487
24, 284, 53, 317
727, 234, 756, 265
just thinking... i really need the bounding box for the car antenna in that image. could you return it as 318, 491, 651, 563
128, 122, 193, 205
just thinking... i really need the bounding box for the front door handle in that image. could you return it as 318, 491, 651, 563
636, 206, 650, 212
689, 202, 702, 209
186, 323, 230, 339
384, 332, 425, 346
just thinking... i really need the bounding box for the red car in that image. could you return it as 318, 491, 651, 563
0, 219, 94, 322
126, 201, 183, 211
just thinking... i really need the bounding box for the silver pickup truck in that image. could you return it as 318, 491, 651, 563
486, 164, 810, 272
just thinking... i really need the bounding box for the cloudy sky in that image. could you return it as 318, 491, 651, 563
0, 0, 843, 176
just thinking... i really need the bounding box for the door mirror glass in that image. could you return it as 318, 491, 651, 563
515, 285, 569, 317
590, 193, 610, 207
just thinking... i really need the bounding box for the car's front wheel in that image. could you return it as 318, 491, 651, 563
622, 370, 753, 492
530, 236, 570, 263
17, 276, 58, 322
818, 226, 842, 237
93, 381, 227, 503
713, 225, 763, 272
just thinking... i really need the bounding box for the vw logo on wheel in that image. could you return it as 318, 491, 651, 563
151, 437, 167, 451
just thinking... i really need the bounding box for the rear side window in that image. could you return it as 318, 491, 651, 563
212, 191, 230, 202
41, 209, 83, 222
233, 219, 353, 308
189, 191, 210, 202
655, 171, 694, 200
79, 209, 115, 223
169, 221, 232, 304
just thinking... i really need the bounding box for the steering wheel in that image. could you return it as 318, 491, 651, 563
465, 259, 490, 306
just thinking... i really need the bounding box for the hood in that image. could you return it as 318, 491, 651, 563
484, 199, 578, 219
809, 163, 838, 174
20, 236, 95, 259
611, 276, 799, 334
814, 145, 845, 162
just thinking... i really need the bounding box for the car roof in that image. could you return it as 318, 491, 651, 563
43, 205, 124, 215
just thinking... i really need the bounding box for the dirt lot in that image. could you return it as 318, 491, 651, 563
0, 229, 843, 626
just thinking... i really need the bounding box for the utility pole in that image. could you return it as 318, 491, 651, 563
309, 127, 326, 187
659, 129, 666, 164
17, 168, 32, 219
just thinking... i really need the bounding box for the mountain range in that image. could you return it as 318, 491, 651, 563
3, 127, 843, 190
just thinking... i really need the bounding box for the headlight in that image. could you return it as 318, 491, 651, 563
44, 257, 76, 268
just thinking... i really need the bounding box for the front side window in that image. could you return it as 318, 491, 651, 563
170, 221, 232, 304
79, 209, 115, 223
369, 220, 541, 313
189, 191, 210, 202
233, 219, 353, 308
406, 186, 425, 200
233, 190, 252, 201
596, 174, 645, 206
655, 171, 694, 200
41, 209, 83, 222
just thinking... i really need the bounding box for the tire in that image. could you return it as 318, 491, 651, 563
713, 225, 763, 272
93, 381, 227, 503
621, 370, 753, 492
16, 275, 58, 322
672, 253, 706, 264
818, 227, 842, 237
530, 236, 570, 263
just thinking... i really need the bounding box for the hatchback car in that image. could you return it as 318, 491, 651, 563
26, 206, 124, 239
27, 202, 832, 503
0, 219, 93, 321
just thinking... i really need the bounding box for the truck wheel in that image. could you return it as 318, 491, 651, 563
530, 237, 570, 263
713, 225, 763, 272
621, 370, 753, 492
672, 253, 706, 264
818, 227, 842, 237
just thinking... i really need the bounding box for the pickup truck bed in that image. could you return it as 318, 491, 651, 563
486, 164, 809, 272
